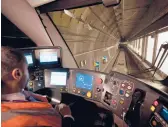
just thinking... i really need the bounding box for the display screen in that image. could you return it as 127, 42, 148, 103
40, 52, 58, 63
76, 73, 93, 90
24, 53, 33, 65
160, 107, 168, 122
50, 72, 67, 86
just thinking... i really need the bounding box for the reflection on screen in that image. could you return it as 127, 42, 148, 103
25, 54, 33, 65
50, 72, 67, 86
40, 52, 58, 63
160, 107, 168, 122
76, 73, 93, 90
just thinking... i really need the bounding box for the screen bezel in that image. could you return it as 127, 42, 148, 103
44, 68, 69, 88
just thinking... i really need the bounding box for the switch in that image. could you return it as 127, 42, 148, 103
97, 88, 101, 92
30, 75, 36, 80
153, 101, 159, 107
125, 93, 130, 97
121, 83, 126, 87
152, 120, 157, 126
112, 99, 117, 105
150, 105, 155, 112
82, 92, 86, 95
29, 82, 33, 86
113, 81, 117, 85
127, 86, 132, 90
119, 89, 124, 95
120, 100, 124, 104
38, 77, 43, 81
86, 91, 92, 98
96, 78, 103, 84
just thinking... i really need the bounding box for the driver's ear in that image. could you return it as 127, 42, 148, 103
12, 68, 23, 80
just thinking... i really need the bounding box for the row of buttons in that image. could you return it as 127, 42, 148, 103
154, 113, 167, 126
119, 89, 130, 97
73, 89, 92, 98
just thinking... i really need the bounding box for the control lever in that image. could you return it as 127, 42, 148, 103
125, 89, 146, 127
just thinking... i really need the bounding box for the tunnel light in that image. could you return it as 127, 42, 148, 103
64, 9, 76, 19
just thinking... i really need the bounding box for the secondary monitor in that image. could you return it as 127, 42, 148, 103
44, 68, 69, 88
35, 48, 62, 68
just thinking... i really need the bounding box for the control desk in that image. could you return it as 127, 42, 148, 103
28, 67, 168, 127
20, 47, 168, 127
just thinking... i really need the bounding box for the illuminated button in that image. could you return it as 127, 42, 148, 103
29, 82, 33, 86
112, 99, 117, 105
95, 95, 97, 98
120, 100, 124, 104
150, 106, 155, 112
119, 89, 124, 95
65, 89, 68, 91
96, 78, 103, 84
153, 101, 159, 106
125, 93, 130, 97
86, 91, 92, 98
121, 84, 126, 87
73, 89, 76, 92
78, 90, 81, 94
60, 88, 63, 91
152, 120, 157, 126
127, 86, 132, 90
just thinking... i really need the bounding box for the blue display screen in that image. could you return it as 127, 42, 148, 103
160, 107, 168, 122
40, 52, 58, 63
76, 73, 93, 90
24, 53, 33, 65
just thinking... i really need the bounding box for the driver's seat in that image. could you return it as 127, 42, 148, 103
1, 102, 61, 127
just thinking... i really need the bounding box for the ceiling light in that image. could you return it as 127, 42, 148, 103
64, 9, 76, 19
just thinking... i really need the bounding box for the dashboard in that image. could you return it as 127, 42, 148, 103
21, 47, 168, 127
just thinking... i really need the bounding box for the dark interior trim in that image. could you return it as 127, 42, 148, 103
38, 0, 102, 13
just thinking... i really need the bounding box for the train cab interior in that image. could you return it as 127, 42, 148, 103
1, 0, 168, 127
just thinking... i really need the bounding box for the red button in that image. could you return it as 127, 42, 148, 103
112, 99, 117, 105
153, 101, 159, 106
96, 78, 103, 84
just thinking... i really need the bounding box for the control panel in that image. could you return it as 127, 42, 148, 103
20, 46, 62, 92
101, 72, 135, 119
68, 70, 105, 101
149, 98, 168, 127
25, 66, 168, 127
27, 70, 45, 91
